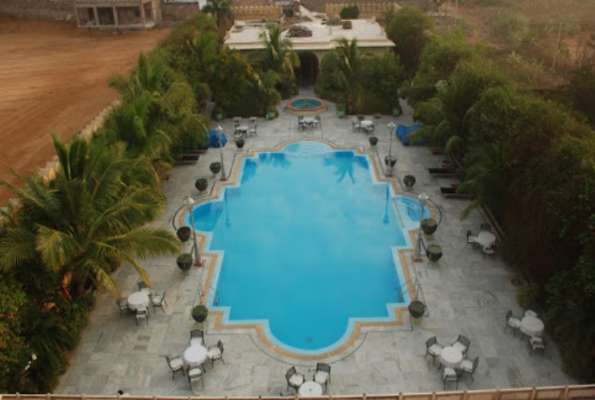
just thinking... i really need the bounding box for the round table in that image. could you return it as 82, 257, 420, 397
440, 346, 463, 369
521, 315, 544, 337
127, 291, 150, 311
299, 381, 323, 397
183, 345, 208, 368
235, 125, 249, 137
476, 231, 496, 248
361, 120, 374, 128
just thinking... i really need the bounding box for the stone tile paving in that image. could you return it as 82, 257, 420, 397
57, 91, 575, 396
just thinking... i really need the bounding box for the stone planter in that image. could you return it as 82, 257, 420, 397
421, 218, 437, 236
408, 300, 426, 319
176, 253, 193, 271
176, 226, 192, 242
191, 305, 208, 323
337, 110, 346, 118
235, 138, 245, 149
393, 107, 402, 117
369, 136, 378, 147
209, 162, 222, 175
385, 156, 397, 167
215, 112, 223, 121
426, 244, 443, 262
195, 178, 208, 192
403, 175, 416, 189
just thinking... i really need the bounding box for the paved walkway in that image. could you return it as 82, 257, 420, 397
57, 91, 574, 396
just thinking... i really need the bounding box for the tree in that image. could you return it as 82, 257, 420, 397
385, 7, 434, 76
202, 0, 234, 35
317, 38, 371, 113
250, 23, 299, 98
0, 135, 180, 300
360, 50, 407, 114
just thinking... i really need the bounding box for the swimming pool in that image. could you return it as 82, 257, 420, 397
187, 142, 429, 355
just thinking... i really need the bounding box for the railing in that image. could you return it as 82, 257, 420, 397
4, 385, 595, 400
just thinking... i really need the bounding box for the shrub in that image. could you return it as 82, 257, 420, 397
516, 282, 540, 310
492, 12, 529, 47
340, 5, 359, 19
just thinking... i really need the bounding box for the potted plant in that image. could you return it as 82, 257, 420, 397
191, 304, 209, 323
421, 218, 438, 236
403, 174, 416, 189
209, 161, 222, 175
267, 108, 277, 120
408, 300, 426, 319
426, 244, 443, 262
393, 105, 402, 117
369, 136, 378, 147
214, 107, 223, 121
176, 226, 192, 242
195, 178, 208, 192
176, 253, 193, 271
385, 156, 397, 168
235, 138, 245, 149
336, 103, 346, 118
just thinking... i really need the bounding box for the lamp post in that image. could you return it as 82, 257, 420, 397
414, 193, 429, 259
217, 124, 227, 181
185, 196, 202, 266
385, 122, 396, 177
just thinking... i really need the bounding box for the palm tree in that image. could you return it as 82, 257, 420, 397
0, 134, 180, 300
318, 38, 371, 113
250, 23, 299, 97
202, 0, 234, 35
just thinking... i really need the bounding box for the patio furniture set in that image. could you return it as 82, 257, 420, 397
504, 309, 547, 355
116, 281, 167, 325
234, 116, 258, 138
351, 116, 375, 133
297, 115, 322, 131
424, 335, 479, 390
466, 223, 497, 257
165, 329, 225, 394
285, 363, 331, 396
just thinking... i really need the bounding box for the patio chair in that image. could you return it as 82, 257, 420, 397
165, 355, 184, 380
314, 115, 322, 129
189, 329, 205, 347
466, 230, 479, 248
137, 281, 152, 296
424, 336, 443, 364
441, 366, 459, 390
504, 310, 521, 336
482, 245, 496, 258
233, 116, 242, 126
116, 299, 131, 316
460, 356, 479, 382
524, 309, 539, 318
313, 362, 331, 391
285, 366, 305, 392
135, 307, 149, 326
188, 367, 204, 392
152, 290, 167, 312
529, 336, 547, 356
352, 117, 362, 132
451, 335, 471, 356
207, 340, 224, 367
249, 124, 257, 137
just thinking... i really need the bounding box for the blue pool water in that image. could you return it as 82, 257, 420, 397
188, 142, 429, 354
289, 98, 322, 110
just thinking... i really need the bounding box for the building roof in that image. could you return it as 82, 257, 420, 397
225, 18, 395, 52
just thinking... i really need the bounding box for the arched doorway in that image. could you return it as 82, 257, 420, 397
296, 52, 319, 87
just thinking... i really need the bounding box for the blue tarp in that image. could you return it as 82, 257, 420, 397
208, 129, 227, 148
396, 124, 425, 146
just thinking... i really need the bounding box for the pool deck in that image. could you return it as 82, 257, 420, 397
56, 89, 575, 396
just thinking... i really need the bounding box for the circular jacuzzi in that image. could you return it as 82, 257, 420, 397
285, 98, 327, 114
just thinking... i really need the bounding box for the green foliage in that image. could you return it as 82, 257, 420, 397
340, 5, 359, 19
211, 49, 258, 116
201, 0, 234, 34
359, 50, 406, 113
0, 279, 28, 392
516, 282, 541, 310
492, 12, 529, 47
384, 7, 434, 76
564, 64, 595, 128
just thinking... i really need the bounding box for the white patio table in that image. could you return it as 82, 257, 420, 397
127, 291, 150, 311
440, 346, 463, 369
521, 315, 544, 337
183, 345, 208, 369
299, 381, 323, 397
475, 231, 496, 248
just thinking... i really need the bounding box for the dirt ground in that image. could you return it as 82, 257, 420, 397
0, 16, 169, 206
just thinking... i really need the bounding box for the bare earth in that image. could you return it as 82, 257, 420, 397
0, 16, 168, 206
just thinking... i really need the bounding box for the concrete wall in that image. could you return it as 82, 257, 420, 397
232, 5, 281, 21
0, 0, 76, 21
325, 2, 400, 19
161, 2, 201, 23
302, 0, 433, 14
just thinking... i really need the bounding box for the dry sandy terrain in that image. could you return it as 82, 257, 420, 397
0, 16, 168, 206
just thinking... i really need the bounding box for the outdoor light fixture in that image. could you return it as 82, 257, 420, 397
414, 192, 429, 260
217, 125, 227, 181
185, 196, 202, 267
385, 121, 396, 177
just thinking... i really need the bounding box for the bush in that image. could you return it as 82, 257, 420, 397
340, 5, 359, 19
492, 12, 529, 47
516, 282, 540, 310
